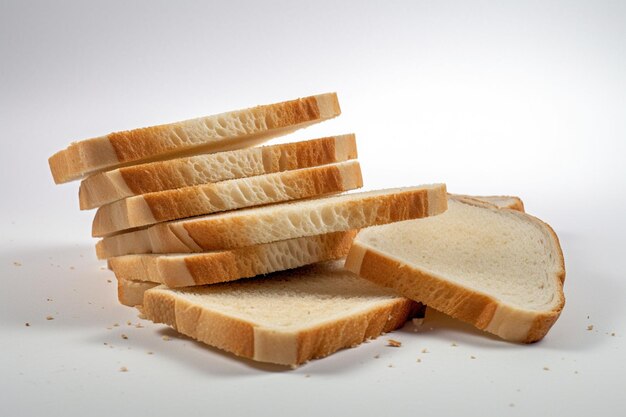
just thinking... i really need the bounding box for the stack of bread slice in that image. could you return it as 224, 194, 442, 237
49, 92, 565, 366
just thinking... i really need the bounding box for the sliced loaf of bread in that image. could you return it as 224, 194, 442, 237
95, 184, 448, 258
92, 160, 363, 237
109, 231, 356, 287
345, 197, 565, 343
142, 261, 422, 366
49, 93, 340, 183
79, 134, 357, 209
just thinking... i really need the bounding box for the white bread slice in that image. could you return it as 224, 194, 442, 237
453, 194, 525, 212
79, 134, 358, 210
345, 197, 565, 343
142, 261, 422, 366
109, 231, 356, 287
92, 160, 363, 237
96, 184, 448, 259
49, 93, 341, 184
117, 279, 158, 307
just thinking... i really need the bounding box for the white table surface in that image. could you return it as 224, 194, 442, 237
1, 1, 625, 416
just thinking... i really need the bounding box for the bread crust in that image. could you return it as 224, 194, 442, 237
117, 279, 158, 307
91, 160, 363, 237
345, 206, 565, 343
109, 231, 357, 287
49, 93, 341, 184
142, 285, 419, 366
95, 184, 447, 258
79, 134, 358, 210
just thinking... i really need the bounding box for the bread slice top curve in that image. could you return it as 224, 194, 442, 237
142, 261, 421, 366
95, 184, 448, 258
452, 194, 525, 212
49, 93, 341, 183
345, 198, 565, 343
91, 160, 363, 237
79, 134, 357, 209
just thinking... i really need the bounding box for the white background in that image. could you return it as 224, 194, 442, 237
1, 1, 625, 416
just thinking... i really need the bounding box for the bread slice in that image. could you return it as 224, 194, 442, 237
79, 134, 358, 210
117, 279, 158, 307
92, 160, 363, 237
141, 261, 422, 366
49, 93, 341, 184
109, 231, 356, 287
95, 184, 448, 259
453, 194, 524, 212
345, 197, 565, 343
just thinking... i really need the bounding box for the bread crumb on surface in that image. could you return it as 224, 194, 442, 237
113, 323, 120, 327
543, 366, 550, 371
25, 322, 30, 327
100, 267, 106, 271
373, 354, 380, 359
46, 316, 54, 320
611, 332, 616, 336
13, 261, 22, 266
387, 339, 402, 347
162, 335, 171, 341
135, 323, 144, 328
416, 358, 421, 363
587, 325, 594, 331
451, 342, 458, 347
107, 279, 112, 283
46, 298, 53, 302
470, 355, 476, 359
411, 318, 424, 327
121, 334, 128, 340
119, 366, 128, 372
388, 364, 394, 368
421, 348, 428, 354
147, 351, 154, 355
127, 321, 132, 326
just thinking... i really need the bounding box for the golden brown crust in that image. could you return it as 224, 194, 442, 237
49, 93, 340, 184
183, 186, 443, 251
142, 285, 417, 366
108, 96, 326, 162
109, 231, 357, 287
345, 208, 566, 343
183, 231, 355, 286
96, 185, 447, 257
78, 134, 358, 210
294, 299, 418, 364
91, 160, 362, 237
117, 279, 158, 307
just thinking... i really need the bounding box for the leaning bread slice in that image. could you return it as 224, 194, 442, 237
109, 231, 356, 287
92, 160, 363, 237
96, 184, 447, 259
79, 134, 357, 210
345, 197, 565, 343
49, 93, 340, 184
142, 261, 422, 366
